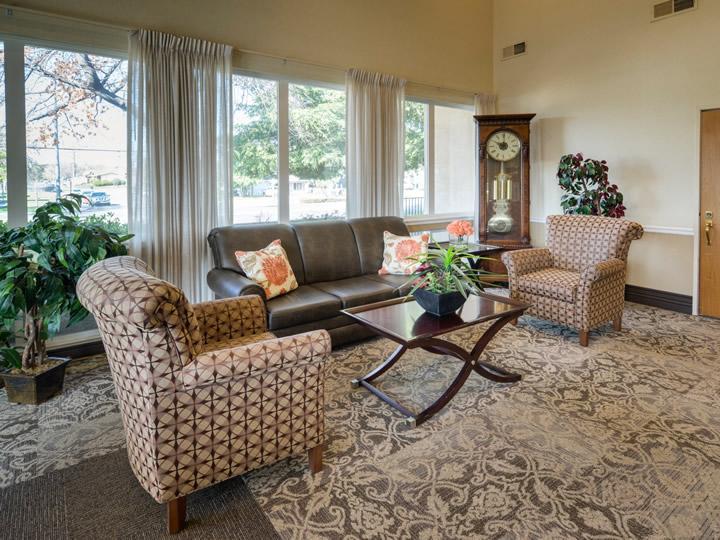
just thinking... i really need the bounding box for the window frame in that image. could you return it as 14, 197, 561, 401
403, 98, 476, 227
2, 35, 129, 228
231, 68, 347, 224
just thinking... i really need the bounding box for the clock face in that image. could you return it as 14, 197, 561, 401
487, 130, 521, 162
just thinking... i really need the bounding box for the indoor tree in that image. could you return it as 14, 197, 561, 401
0, 194, 131, 372
557, 153, 626, 217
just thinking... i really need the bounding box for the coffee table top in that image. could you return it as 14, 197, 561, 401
342, 292, 529, 346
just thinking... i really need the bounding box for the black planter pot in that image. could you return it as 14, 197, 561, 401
413, 288, 467, 317
1, 357, 70, 405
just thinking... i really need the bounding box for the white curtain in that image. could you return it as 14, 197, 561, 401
474, 92, 497, 115
474, 93, 497, 239
346, 69, 406, 218
128, 30, 233, 302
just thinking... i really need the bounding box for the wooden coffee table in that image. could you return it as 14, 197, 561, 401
342, 292, 530, 427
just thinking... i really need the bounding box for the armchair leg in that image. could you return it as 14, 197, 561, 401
167, 496, 186, 534
510, 317, 519, 326
579, 330, 589, 347
613, 316, 622, 331
308, 445, 323, 474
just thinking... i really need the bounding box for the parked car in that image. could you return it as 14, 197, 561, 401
87, 191, 111, 206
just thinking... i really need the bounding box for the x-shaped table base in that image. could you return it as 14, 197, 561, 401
351, 313, 520, 427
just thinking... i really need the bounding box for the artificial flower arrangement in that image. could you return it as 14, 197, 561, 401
403, 242, 488, 316
446, 219, 474, 244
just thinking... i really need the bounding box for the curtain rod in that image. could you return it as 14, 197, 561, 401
0, 3, 482, 99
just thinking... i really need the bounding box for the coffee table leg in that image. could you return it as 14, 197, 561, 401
351, 313, 521, 427
351, 343, 407, 388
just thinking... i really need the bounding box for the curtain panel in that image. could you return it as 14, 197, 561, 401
346, 69, 406, 218
128, 29, 233, 302
474, 93, 497, 115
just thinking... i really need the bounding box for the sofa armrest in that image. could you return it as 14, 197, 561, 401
207, 268, 266, 300
580, 258, 625, 283
501, 248, 553, 279
181, 330, 331, 389
193, 295, 267, 345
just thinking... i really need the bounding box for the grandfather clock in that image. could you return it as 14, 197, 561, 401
475, 114, 535, 250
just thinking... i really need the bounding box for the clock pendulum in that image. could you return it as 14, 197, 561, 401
488, 161, 514, 234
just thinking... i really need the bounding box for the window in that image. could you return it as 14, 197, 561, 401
288, 83, 345, 221
434, 105, 475, 215
23, 46, 128, 231
403, 101, 426, 217
404, 100, 475, 219
232, 75, 279, 223
231, 74, 347, 223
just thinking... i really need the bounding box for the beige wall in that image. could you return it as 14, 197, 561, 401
10, 0, 494, 94
494, 0, 720, 295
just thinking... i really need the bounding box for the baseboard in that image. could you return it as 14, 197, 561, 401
625, 285, 692, 314
50, 340, 105, 359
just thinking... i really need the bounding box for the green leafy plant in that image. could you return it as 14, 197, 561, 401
405, 243, 493, 298
0, 195, 132, 372
82, 212, 129, 236
557, 153, 626, 217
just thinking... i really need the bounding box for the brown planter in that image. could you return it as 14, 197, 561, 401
1, 357, 70, 405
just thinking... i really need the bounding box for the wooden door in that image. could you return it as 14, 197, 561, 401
699, 109, 720, 317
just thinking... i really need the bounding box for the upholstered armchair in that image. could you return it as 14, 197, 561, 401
76, 256, 330, 533
501, 215, 643, 346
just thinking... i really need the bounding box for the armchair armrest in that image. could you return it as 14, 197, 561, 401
193, 295, 267, 345
181, 330, 331, 389
207, 268, 266, 300
501, 248, 553, 279
580, 258, 625, 283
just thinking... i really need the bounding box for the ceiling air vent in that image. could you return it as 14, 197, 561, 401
652, 0, 697, 21
502, 41, 526, 61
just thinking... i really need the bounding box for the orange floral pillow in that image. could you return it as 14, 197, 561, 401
235, 240, 298, 299
378, 231, 430, 275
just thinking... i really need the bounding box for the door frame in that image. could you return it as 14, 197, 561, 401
695, 107, 720, 316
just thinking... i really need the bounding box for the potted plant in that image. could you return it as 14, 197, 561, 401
557, 153, 626, 217
0, 195, 131, 404
404, 243, 491, 317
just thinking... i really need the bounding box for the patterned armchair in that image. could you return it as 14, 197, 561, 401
501, 215, 643, 346
76, 256, 330, 533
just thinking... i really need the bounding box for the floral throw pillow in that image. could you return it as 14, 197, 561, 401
235, 240, 298, 299
378, 231, 430, 275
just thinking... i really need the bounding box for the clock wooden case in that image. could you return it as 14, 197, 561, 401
475, 113, 535, 250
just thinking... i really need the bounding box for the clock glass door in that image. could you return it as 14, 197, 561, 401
485, 130, 523, 242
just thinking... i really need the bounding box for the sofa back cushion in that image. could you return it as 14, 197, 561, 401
207, 223, 306, 284
348, 216, 409, 274
293, 221, 362, 283
546, 215, 644, 272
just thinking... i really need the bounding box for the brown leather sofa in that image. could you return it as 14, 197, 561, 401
207, 217, 412, 348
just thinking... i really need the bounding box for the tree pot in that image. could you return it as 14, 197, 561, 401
413, 288, 467, 317
1, 357, 70, 405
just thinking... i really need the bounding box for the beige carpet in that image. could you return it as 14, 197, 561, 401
246, 303, 720, 539
1, 302, 719, 538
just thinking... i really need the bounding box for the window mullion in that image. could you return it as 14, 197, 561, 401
426, 104, 435, 216
278, 81, 289, 222
5, 39, 27, 226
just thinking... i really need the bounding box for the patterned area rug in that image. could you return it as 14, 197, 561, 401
1, 302, 719, 539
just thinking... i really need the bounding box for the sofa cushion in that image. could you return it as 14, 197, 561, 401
293, 221, 361, 283
348, 216, 409, 274
363, 273, 413, 296
265, 285, 342, 330
312, 276, 396, 308
515, 268, 580, 303
208, 223, 305, 284
379, 231, 429, 275
235, 239, 299, 299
